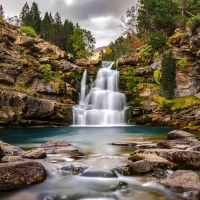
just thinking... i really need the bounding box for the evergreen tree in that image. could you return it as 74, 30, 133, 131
137, 0, 178, 36
53, 12, 63, 48
62, 19, 75, 54
20, 2, 30, 26
41, 12, 53, 42
0, 4, 5, 19
29, 2, 41, 33
160, 52, 176, 99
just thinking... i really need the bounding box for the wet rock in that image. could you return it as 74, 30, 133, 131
183, 190, 200, 199
157, 139, 192, 149
0, 161, 47, 190
169, 151, 200, 169
8, 192, 37, 200
50, 146, 78, 154
160, 170, 200, 191
109, 142, 137, 146
22, 148, 46, 159
81, 168, 117, 178
0, 141, 23, 155
167, 130, 198, 141
1, 155, 23, 162
128, 160, 151, 174
61, 164, 87, 175
133, 153, 177, 169
41, 140, 71, 148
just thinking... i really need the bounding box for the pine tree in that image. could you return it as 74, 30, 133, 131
42, 12, 53, 41
53, 12, 63, 48
19, 2, 30, 26
160, 52, 176, 99
0, 4, 5, 19
29, 2, 41, 34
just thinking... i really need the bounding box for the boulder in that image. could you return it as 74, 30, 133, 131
157, 139, 192, 149
15, 35, 35, 47
128, 160, 151, 174
0, 141, 23, 156
22, 148, 46, 159
139, 153, 177, 169
0, 161, 47, 190
167, 130, 198, 141
160, 170, 200, 191
169, 151, 200, 169
1, 155, 23, 163
41, 140, 71, 148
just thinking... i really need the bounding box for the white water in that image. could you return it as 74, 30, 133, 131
73, 61, 128, 125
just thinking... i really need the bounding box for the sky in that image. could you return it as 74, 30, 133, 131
0, 0, 137, 48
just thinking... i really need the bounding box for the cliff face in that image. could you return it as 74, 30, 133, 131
0, 21, 85, 127
117, 26, 200, 131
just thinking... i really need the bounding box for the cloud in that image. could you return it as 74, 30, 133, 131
0, 0, 137, 47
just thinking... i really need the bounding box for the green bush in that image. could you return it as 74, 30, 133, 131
139, 46, 154, 58
148, 32, 167, 51
42, 64, 53, 82
154, 69, 161, 84
177, 58, 187, 69
186, 14, 200, 30
19, 26, 37, 38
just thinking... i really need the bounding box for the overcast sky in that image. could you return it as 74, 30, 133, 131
0, 0, 137, 48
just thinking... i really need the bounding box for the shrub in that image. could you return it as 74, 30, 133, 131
42, 64, 53, 82
154, 69, 161, 84
160, 52, 176, 99
177, 58, 187, 69
186, 14, 200, 30
19, 26, 37, 38
148, 32, 167, 51
139, 46, 154, 58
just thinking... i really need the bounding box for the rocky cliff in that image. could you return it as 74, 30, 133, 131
0, 21, 99, 127
117, 26, 200, 131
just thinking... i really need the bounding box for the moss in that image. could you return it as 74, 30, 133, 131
155, 95, 200, 111
17, 83, 37, 95
128, 154, 145, 162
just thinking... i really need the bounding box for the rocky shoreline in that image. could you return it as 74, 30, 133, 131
0, 129, 200, 199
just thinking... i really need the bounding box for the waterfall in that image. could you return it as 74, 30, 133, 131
73, 61, 128, 126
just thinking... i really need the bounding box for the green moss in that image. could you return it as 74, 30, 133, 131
128, 154, 145, 162
13, 44, 25, 52
17, 83, 37, 95
155, 95, 200, 111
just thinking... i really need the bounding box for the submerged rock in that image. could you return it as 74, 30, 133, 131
0, 161, 47, 190
160, 170, 200, 191
41, 140, 71, 148
81, 168, 117, 178
22, 148, 46, 159
8, 192, 37, 200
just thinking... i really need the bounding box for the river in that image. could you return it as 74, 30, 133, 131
0, 125, 193, 200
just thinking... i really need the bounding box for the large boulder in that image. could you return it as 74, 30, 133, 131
22, 148, 46, 159
0, 141, 23, 156
169, 151, 200, 169
160, 170, 200, 191
167, 130, 198, 141
0, 161, 47, 190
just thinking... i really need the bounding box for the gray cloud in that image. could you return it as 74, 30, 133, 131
0, 0, 137, 47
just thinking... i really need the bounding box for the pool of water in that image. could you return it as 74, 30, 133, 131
0, 125, 193, 200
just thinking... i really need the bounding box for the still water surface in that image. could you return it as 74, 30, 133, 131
0, 125, 193, 200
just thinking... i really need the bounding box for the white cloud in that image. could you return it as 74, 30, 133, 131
0, 0, 137, 48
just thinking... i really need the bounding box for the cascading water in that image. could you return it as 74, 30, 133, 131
73, 61, 128, 125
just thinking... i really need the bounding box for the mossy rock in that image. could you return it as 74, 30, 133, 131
128, 154, 145, 162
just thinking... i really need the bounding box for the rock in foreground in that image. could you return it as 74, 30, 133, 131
22, 148, 46, 159
160, 170, 200, 191
167, 130, 198, 141
0, 161, 47, 190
